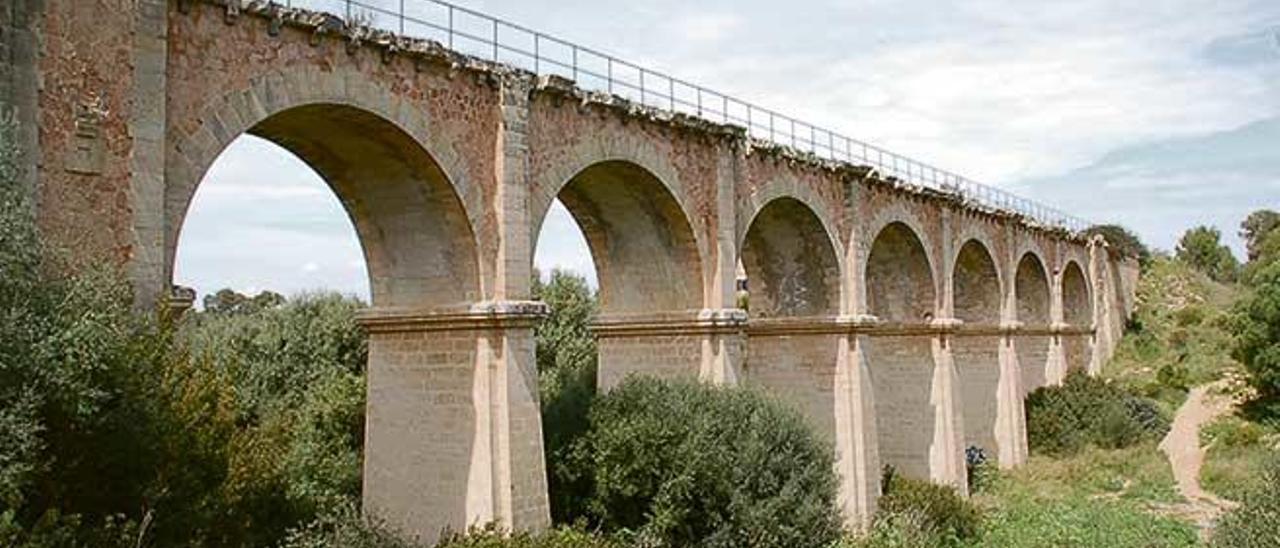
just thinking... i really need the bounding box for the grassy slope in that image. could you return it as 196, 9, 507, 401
969, 445, 1197, 547
966, 258, 1238, 546
1104, 258, 1238, 410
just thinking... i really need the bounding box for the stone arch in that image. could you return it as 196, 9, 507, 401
952, 239, 1002, 324
738, 195, 843, 318
864, 221, 938, 480
865, 221, 937, 323
166, 69, 483, 308
1061, 260, 1093, 373
1015, 252, 1052, 393
528, 131, 710, 304
951, 239, 1003, 459
532, 160, 704, 315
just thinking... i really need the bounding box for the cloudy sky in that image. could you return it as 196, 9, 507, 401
174, 0, 1280, 301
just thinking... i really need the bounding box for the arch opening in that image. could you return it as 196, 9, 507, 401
172, 103, 481, 309
1062, 261, 1093, 373
539, 160, 704, 316
951, 240, 1003, 460
1015, 253, 1052, 393
864, 222, 937, 480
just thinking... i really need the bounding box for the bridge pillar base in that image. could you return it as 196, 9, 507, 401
358, 303, 551, 546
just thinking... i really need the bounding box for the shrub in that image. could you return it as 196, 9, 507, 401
873, 467, 981, 544
1026, 371, 1169, 455
965, 446, 997, 494
437, 524, 618, 548
567, 377, 842, 547
1231, 260, 1280, 416
1212, 455, 1280, 547
280, 502, 422, 548
1156, 362, 1191, 392
531, 270, 599, 523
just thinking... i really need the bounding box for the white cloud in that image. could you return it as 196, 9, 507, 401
671, 12, 743, 44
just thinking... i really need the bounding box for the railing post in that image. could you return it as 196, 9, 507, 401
492, 19, 499, 61
448, 5, 454, 49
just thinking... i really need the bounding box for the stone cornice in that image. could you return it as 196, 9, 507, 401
357, 301, 549, 333
591, 309, 748, 338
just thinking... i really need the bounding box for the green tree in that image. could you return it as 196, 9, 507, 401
1175, 226, 1239, 283
1084, 224, 1150, 265
181, 290, 369, 543
203, 287, 286, 315
1240, 209, 1280, 263
1242, 228, 1280, 285
530, 269, 599, 523
567, 377, 843, 548
1231, 260, 1280, 416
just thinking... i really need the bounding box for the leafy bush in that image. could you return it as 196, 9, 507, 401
1026, 371, 1169, 455
437, 524, 618, 548
280, 502, 421, 548
531, 270, 599, 523
566, 377, 842, 547
1212, 455, 1280, 547
182, 290, 368, 520
965, 446, 996, 494
873, 467, 981, 544
1231, 260, 1280, 416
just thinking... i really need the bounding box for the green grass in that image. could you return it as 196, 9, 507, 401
1199, 414, 1280, 501
964, 444, 1197, 547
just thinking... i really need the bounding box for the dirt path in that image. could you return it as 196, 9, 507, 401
1156, 382, 1237, 540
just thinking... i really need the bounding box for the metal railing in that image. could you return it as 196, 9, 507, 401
280, 0, 1090, 232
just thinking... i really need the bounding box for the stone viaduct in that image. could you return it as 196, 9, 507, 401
4, 0, 1139, 543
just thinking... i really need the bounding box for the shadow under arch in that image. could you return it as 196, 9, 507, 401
1061, 261, 1093, 373
951, 239, 1003, 460
170, 102, 481, 309
864, 221, 937, 480
1015, 252, 1052, 394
